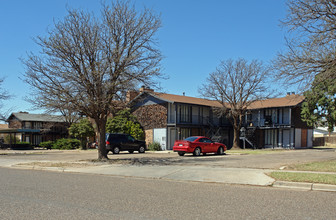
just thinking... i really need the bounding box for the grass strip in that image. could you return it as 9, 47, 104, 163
227, 149, 286, 155
287, 160, 336, 172
269, 172, 336, 185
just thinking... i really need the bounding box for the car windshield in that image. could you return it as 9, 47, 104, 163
184, 137, 198, 142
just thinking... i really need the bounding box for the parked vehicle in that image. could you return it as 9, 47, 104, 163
173, 136, 226, 156
106, 133, 146, 154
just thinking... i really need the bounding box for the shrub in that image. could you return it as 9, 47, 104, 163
148, 142, 161, 151
39, 141, 54, 149
10, 142, 33, 150
52, 138, 80, 150
4, 135, 20, 144
16, 142, 31, 145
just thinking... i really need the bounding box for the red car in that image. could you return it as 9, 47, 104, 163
173, 136, 227, 156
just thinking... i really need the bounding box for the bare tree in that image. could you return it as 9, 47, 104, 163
274, 0, 336, 88
200, 58, 270, 149
22, 1, 163, 160
0, 77, 11, 121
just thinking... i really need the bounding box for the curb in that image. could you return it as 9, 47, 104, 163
312, 183, 336, 192
273, 181, 336, 192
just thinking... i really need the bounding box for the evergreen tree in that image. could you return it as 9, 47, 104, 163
106, 109, 144, 140
302, 73, 336, 134
69, 118, 95, 149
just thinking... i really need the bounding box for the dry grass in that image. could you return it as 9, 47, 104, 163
270, 172, 336, 185
16, 161, 95, 168
227, 149, 287, 155
287, 160, 336, 172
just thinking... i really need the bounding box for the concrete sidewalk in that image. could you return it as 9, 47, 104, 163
6, 161, 335, 192
62, 165, 275, 186
1, 149, 336, 192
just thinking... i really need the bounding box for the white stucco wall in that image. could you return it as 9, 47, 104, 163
153, 128, 167, 151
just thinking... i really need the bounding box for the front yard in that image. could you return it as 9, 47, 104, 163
269, 160, 336, 185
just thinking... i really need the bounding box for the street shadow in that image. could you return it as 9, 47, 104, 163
90, 154, 229, 166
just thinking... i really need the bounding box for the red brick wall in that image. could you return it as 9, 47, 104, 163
8, 119, 22, 129
132, 103, 168, 130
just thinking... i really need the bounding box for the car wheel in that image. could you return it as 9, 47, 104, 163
138, 146, 145, 153
217, 147, 224, 155
178, 152, 185, 156
128, 150, 134, 154
113, 146, 120, 154
193, 147, 201, 156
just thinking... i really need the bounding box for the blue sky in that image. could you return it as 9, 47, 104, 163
0, 0, 289, 114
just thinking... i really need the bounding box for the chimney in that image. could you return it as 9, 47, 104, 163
183, 92, 185, 96
291, 92, 295, 95
286, 92, 291, 96
126, 90, 139, 102
139, 86, 154, 93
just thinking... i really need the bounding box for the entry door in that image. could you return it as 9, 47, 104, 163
301, 129, 307, 147
283, 130, 290, 148
169, 128, 176, 150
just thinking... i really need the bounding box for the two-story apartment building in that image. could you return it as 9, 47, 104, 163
129, 88, 312, 150
129, 88, 233, 150
3, 112, 68, 146
243, 94, 313, 148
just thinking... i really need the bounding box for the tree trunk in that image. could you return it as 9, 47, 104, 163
81, 138, 87, 150
95, 119, 108, 160
232, 116, 241, 149
232, 126, 241, 149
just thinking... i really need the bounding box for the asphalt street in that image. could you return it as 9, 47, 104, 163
1, 148, 336, 190
0, 167, 335, 220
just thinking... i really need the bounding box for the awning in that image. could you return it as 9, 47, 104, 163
0, 128, 40, 133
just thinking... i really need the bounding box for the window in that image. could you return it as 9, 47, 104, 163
179, 105, 191, 123
180, 128, 190, 140
34, 122, 42, 129
199, 138, 212, 143
24, 121, 32, 129
184, 136, 198, 142
265, 129, 278, 147
127, 135, 135, 142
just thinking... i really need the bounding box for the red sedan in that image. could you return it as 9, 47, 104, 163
173, 136, 227, 156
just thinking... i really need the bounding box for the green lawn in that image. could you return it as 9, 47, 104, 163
270, 160, 336, 185
269, 172, 336, 185
287, 160, 336, 172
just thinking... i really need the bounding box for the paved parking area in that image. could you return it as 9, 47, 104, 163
1, 148, 335, 169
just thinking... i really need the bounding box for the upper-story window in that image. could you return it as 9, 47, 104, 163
24, 121, 32, 129
34, 122, 42, 129
179, 105, 192, 123
264, 109, 272, 126
264, 109, 278, 125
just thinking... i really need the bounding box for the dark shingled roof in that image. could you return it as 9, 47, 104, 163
7, 112, 66, 123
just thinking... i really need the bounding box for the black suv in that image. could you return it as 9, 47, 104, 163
105, 133, 146, 154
